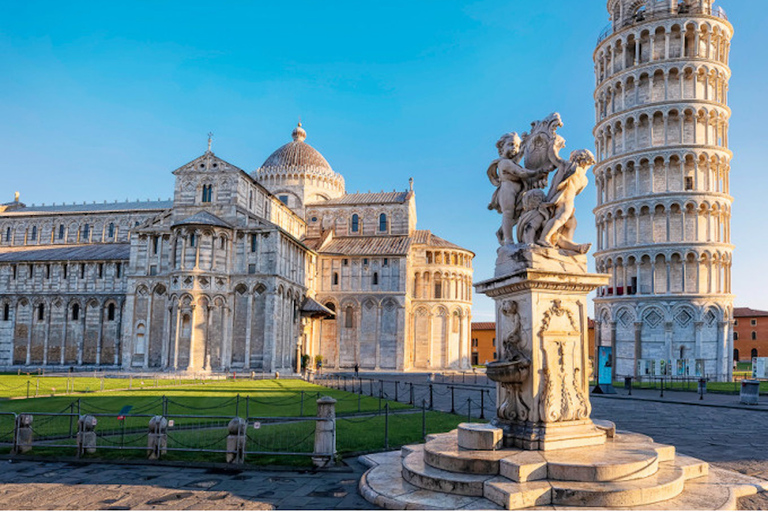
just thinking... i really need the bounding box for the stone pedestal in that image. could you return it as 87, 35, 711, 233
147, 415, 168, 460
475, 245, 610, 451
226, 417, 246, 464
13, 414, 33, 454
312, 396, 337, 468
77, 414, 97, 456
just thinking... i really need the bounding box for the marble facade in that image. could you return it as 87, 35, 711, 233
0, 124, 473, 372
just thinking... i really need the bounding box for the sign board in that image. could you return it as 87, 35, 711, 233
253, 422, 261, 430
92, 418, 98, 427
168, 420, 175, 427
597, 346, 613, 385
753, 357, 768, 379
117, 405, 133, 421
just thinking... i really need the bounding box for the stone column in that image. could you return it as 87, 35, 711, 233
664, 321, 674, 371
633, 322, 643, 378
42, 303, 51, 366
244, 293, 253, 370
173, 304, 181, 370
693, 321, 703, 360
312, 396, 337, 468
60, 305, 67, 366
161, 305, 172, 368
610, 321, 618, 380
95, 304, 104, 366
144, 293, 153, 369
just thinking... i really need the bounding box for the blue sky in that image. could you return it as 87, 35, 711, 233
1, 1, 763, 321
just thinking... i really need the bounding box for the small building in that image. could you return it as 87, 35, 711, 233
733, 308, 768, 362
470, 322, 495, 366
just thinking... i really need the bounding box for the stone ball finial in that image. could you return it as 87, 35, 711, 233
292, 122, 307, 142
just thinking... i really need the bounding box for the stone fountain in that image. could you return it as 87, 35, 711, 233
359, 114, 767, 510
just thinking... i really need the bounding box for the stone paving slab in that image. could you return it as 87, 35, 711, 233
0, 460, 375, 510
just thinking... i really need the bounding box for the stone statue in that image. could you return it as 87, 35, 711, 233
486, 133, 549, 245
487, 113, 594, 254
537, 149, 594, 253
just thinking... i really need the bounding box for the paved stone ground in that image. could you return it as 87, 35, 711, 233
0, 459, 375, 510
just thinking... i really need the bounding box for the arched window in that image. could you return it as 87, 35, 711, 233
107, 303, 115, 321
351, 214, 359, 233
82, 224, 90, 239
72, 303, 80, 321
190, 233, 196, 247
345, 306, 354, 328
333, 272, 339, 286
202, 184, 213, 203
2, 304, 9, 322
434, 275, 442, 299
372, 272, 379, 286
752, 331, 757, 340
58, 224, 64, 240
379, 213, 388, 232
5, 227, 10, 242
108, 223, 115, 238
752, 348, 759, 359
37, 304, 44, 321
30, 226, 37, 241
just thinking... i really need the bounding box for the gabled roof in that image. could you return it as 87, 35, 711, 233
472, 322, 495, 331
172, 151, 245, 175
301, 297, 335, 318
0, 244, 130, 262
734, 307, 768, 318
171, 211, 232, 229
307, 236, 411, 256
411, 230, 473, 254
309, 191, 411, 206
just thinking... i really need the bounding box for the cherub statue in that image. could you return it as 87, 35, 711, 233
487, 133, 549, 245
538, 149, 595, 253
516, 189, 549, 245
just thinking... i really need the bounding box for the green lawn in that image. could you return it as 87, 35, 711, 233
0, 379, 469, 466
0, 374, 200, 398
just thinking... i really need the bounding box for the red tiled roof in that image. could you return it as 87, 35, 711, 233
471, 322, 495, 331
411, 230, 473, 254
308, 191, 411, 206
313, 236, 411, 256
734, 307, 768, 318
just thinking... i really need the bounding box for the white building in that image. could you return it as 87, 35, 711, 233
0, 124, 473, 372
592, 0, 734, 380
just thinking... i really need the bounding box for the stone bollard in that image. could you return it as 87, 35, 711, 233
312, 396, 337, 468
77, 415, 98, 456
147, 415, 168, 460
226, 417, 247, 464
13, 414, 33, 454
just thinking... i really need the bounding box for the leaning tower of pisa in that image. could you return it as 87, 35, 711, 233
592, 0, 734, 381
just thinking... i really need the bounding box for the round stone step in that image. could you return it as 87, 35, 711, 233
544, 444, 660, 482
402, 447, 493, 497
548, 463, 686, 508
424, 432, 512, 475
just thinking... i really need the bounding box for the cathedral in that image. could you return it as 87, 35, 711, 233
0, 123, 474, 373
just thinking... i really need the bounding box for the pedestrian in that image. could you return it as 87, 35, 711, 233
354, 363, 359, 378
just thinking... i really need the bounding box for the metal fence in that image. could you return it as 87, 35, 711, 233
311, 374, 495, 420
0, 407, 333, 466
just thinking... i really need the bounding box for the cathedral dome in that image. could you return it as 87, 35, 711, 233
256, 123, 337, 178
253, 122, 345, 217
